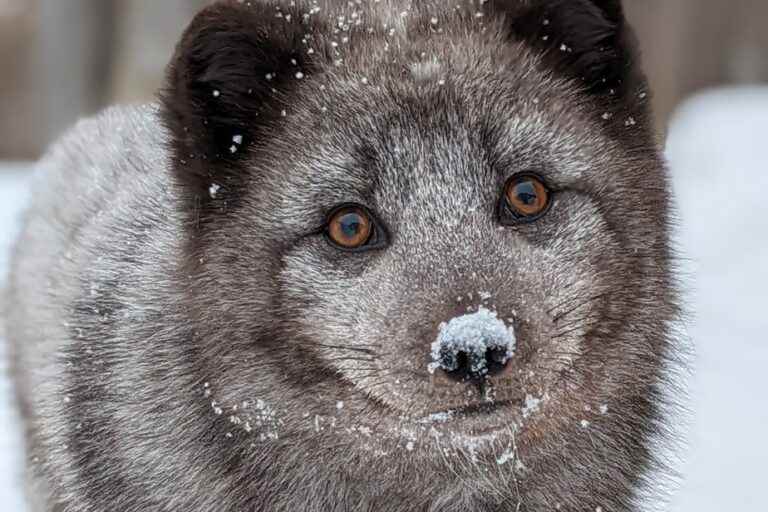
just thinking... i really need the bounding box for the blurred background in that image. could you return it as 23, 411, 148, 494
1, 0, 768, 157
1, 1, 767, 512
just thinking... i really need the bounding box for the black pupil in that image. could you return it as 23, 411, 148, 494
515, 181, 538, 206
339, 212, 363, 240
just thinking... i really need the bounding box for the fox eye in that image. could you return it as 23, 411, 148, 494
500, 173, 551, 223
326, 204, 386, 251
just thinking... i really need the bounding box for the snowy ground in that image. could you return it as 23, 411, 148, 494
1, 88, 767, 510
665, 88, 768, 511
0, 164, 31, 512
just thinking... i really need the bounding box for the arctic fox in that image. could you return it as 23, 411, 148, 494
6, 1, 679, 511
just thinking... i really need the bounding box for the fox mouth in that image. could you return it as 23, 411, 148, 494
418, 399, 514, 425
452, 399, 512, 416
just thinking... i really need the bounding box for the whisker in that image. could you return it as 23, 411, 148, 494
550, 294, 606, 324
311, 343, 377, 355
324, 355, 377, 364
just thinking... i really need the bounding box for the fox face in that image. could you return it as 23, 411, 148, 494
8, 2, 680, 511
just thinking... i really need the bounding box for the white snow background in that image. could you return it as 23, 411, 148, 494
1, 88, 767, 510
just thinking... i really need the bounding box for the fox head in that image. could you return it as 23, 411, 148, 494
158, 1, 678, 510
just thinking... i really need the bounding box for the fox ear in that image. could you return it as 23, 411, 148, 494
493, 0, 637, 97
588, 0, 624, 23
161, 1, 318, 203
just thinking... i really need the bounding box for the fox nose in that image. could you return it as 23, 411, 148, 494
438, 345, 510, 382
429, 307, 516, 383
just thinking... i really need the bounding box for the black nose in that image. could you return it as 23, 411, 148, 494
431, 308, 516, 384
439, 345, 510, 383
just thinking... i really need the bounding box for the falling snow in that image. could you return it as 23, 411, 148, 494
496, 448, 515, 466
521, 394, 542, 419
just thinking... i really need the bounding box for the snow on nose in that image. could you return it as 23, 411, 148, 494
428, 307, 516, 381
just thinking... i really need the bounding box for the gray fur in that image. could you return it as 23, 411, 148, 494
5, 1, 681, 511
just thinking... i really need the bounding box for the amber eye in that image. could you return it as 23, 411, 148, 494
503, 174, 551, 221
326, 205, 374, 250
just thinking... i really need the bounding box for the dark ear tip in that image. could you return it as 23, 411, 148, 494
175, 1, 251, 48
184, 0, 247, 21
498, 0, 637, 97
173, 0, 270, 63
591, 0, 624, 23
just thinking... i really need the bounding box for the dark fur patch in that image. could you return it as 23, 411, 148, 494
494, 0, 636, 97
161, 1, 327, 217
